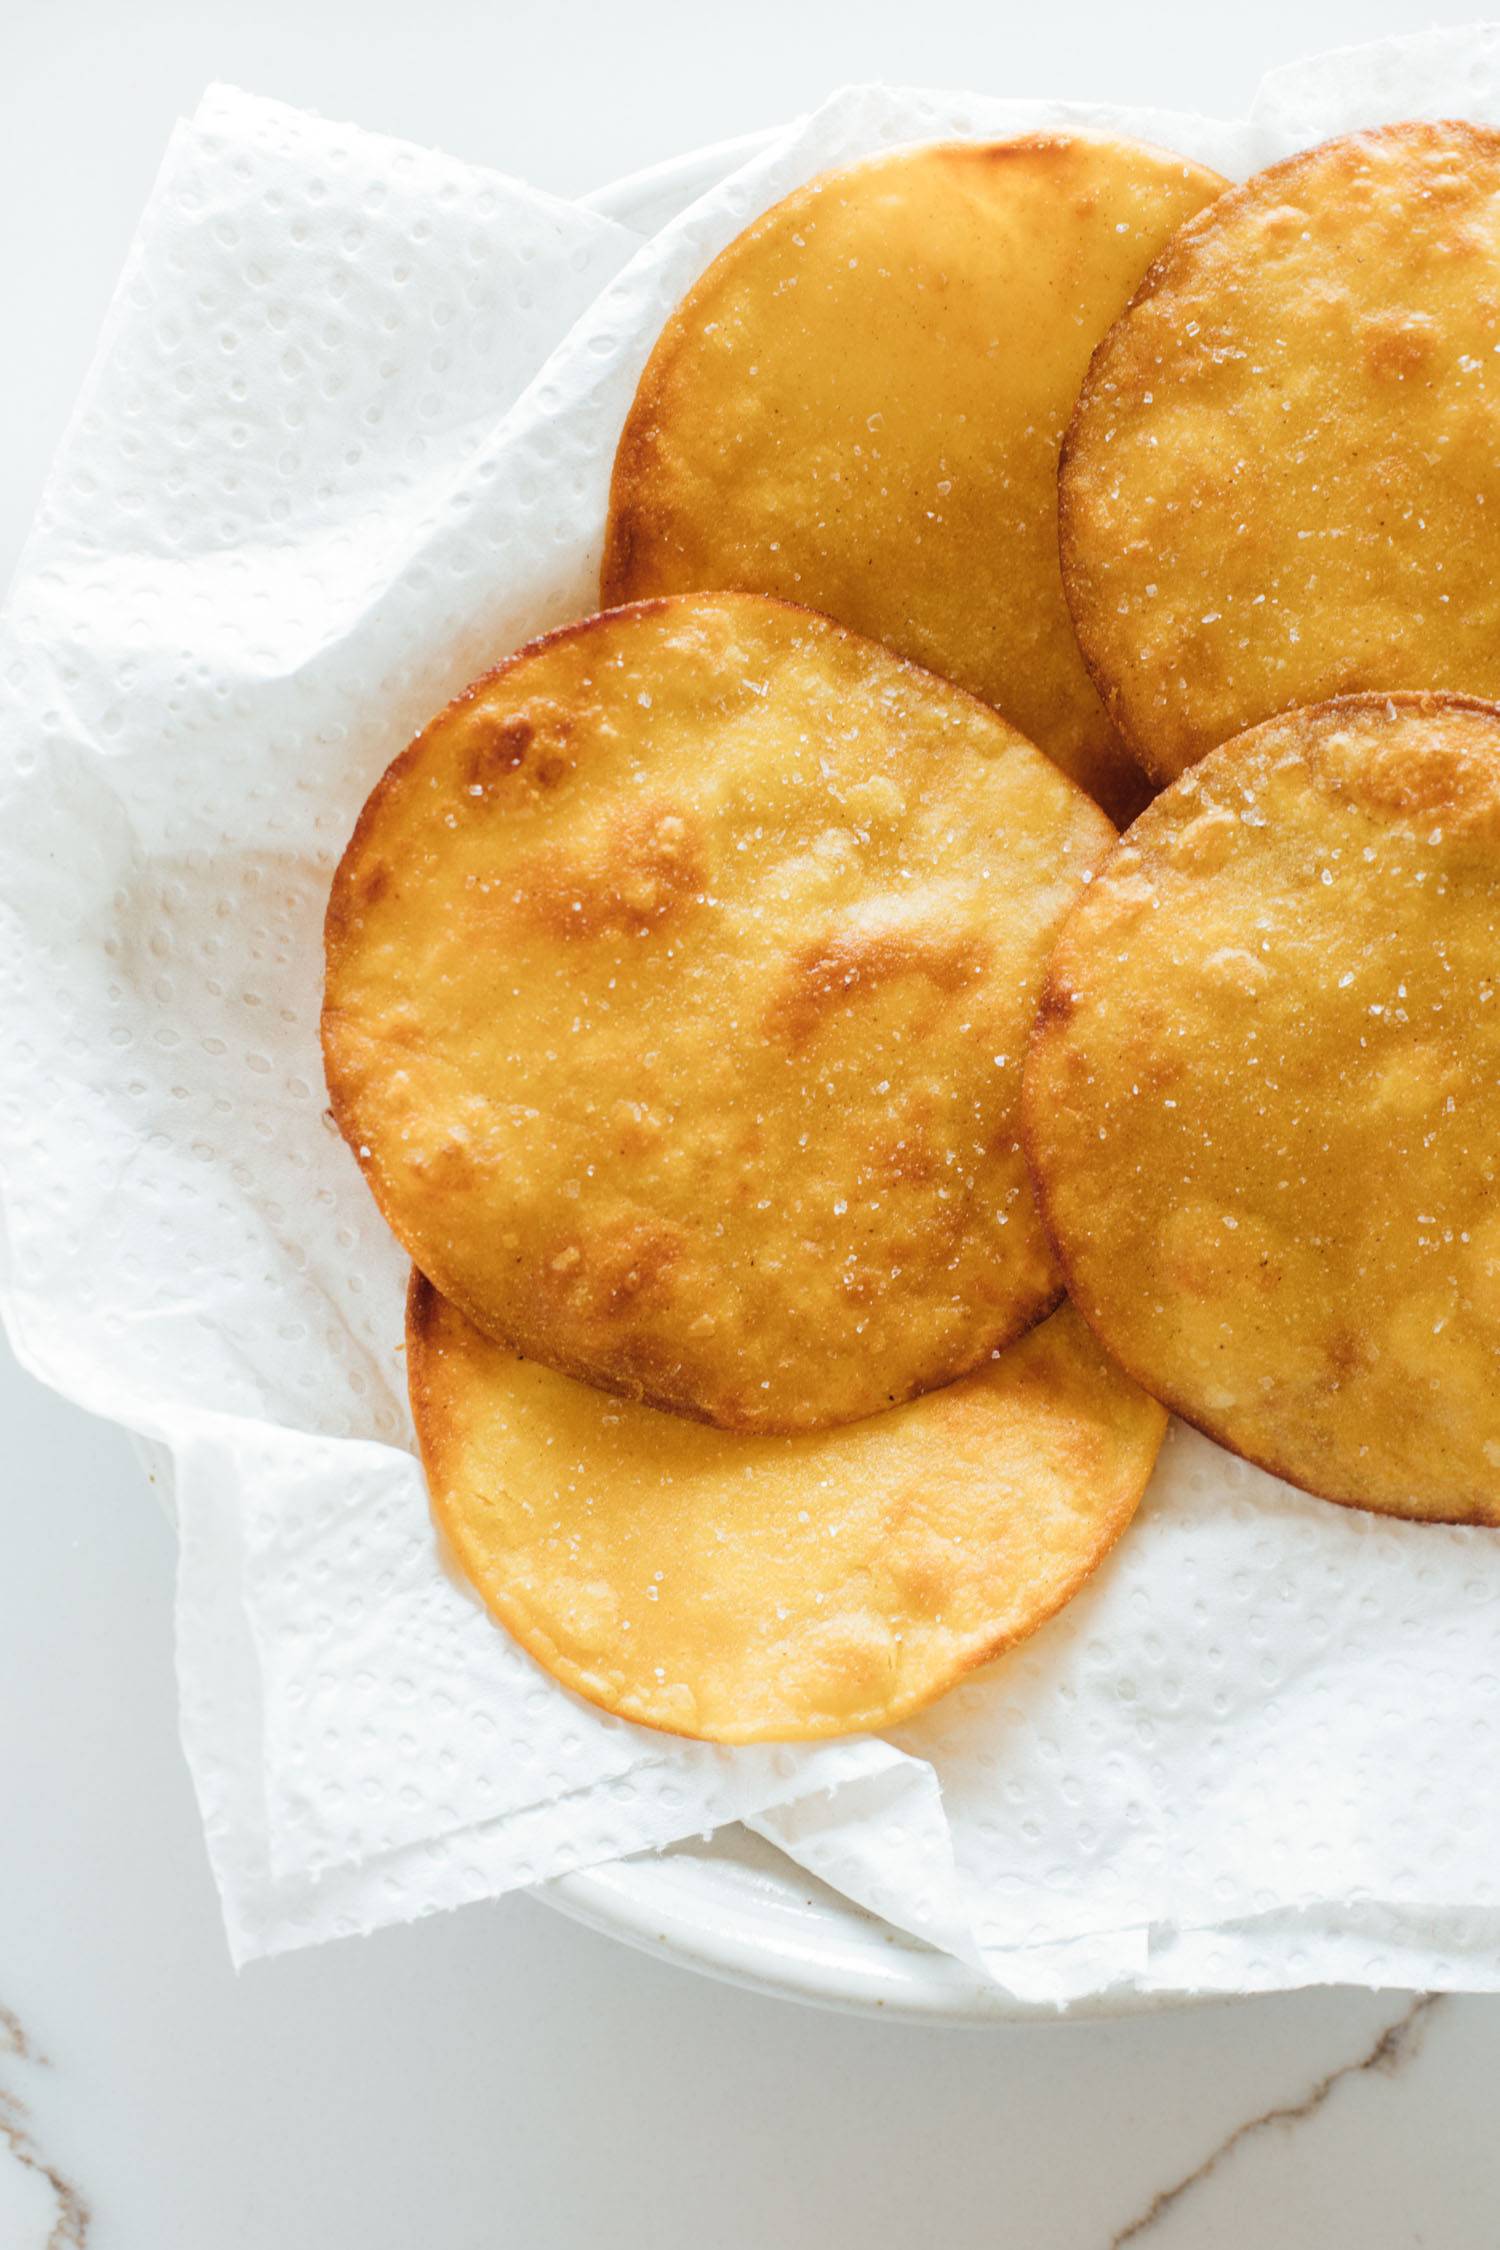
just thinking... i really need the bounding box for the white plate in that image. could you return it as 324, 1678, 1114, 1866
541, 135, 1184, 2023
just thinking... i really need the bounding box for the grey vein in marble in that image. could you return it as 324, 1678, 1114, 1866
1108, 1992, 1444, 2246
0, 2004, 90, 2248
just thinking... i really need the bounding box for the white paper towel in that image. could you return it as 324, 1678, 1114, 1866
3, 39, 1499, 2000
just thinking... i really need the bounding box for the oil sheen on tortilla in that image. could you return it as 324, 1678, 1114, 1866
603, 135, 1225, 824
323, 592, 1114, 1434
409, 1276, 1167, 1742
1023, 692, 1500, 1523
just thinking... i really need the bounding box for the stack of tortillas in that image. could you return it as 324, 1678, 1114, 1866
323, 120, 1500, 1747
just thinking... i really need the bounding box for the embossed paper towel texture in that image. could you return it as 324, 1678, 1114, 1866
0, 86, 918, 1962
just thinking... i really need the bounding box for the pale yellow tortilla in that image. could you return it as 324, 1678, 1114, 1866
605, 135, 1225, 823
410, 1276, 1167, 1742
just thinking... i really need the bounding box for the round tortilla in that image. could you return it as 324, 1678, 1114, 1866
408, 1275, 1167, 1742
1060, 120, 1500, 784
1022, 692, 1500, 1523
603, 135, 1226, 824
324, 592, 1113, 1434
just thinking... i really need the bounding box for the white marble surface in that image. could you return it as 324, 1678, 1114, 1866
6, 0, 1500, 2240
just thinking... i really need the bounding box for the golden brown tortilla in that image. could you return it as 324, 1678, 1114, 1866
324, 592, 1113, 1433
1061, 121, 1500, 783
1023, 692, 1500, 1522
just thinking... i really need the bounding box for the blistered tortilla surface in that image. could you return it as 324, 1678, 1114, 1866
325, 593, 1113, 1432
1024, 692, 1500, 1521
1061, 121, 1500, 782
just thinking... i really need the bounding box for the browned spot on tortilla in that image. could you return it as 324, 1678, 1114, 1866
509, 804, 706, 939
767, 926, 988, 1048
1325, 1327, 1366, 1385
600, 1224, 686, 1315
609, 1097, 668, 1152
1033, 976, 1078, 1031
405, 1133, 476, 1191
876, 1127, 943, 1188
538, 1219, 687, 1316
466, 712, 532, 780
957, 133, 1079, 169
1313, 697, 1500, 840
1361, 310, 1439, 380
600, 501, 644, 606
461, 701, 574, 793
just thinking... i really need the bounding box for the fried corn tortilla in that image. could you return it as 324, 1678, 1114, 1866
324, 593, 1114, 1434
1023, 693, 1500, 1522
1060, 120, 1500, 784
409, 1276, 1167, 1742
603, 135, 1226, 823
